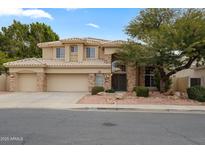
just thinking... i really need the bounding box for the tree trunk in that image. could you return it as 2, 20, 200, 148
160, 79, 165, 92
158, 67, 167, 93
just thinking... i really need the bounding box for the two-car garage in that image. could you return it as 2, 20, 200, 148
47, 74, 89, 92
16, 73, 89, 92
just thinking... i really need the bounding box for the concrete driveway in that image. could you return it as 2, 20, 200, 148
0, 92, 87, 109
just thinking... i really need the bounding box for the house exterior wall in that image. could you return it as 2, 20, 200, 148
88, 73, 95, 91
0, 74, 7, 91
103, 73, 112, 90
43, 44, 102, 61
37, 73, 47, 92
126, 65, 137, 92
6, 66, 111, 92
172, 68, 205, 92
6, 39, 150, 92
8, 73, 17, 92
42, 48, 53, 59
104, 48, 119, 55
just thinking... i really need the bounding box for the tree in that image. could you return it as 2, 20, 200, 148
28, 22, 59, 57
0, 20, 59, 74
0, 52, 17, 74
0, 20, 59, 58
119, 9, 205, 92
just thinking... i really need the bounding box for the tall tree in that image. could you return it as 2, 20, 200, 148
119, 9, 205, 92
0, 20, 59, 74
0, 20, 59, 58
29, 22, 59, 57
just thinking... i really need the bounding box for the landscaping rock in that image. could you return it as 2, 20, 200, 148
97, 92, 106, 96
174, 92, 181, 97
115, 93, 125, 100
164, 89, 174, 96
180, 92, 188, 99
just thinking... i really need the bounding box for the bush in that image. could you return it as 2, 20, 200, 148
187, 86, 205, 102
105, 88, 115, 93
91, 86, 104, 95
135, 86, 149, 97
132, 86, 137, 92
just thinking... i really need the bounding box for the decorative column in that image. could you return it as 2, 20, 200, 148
9, 73, 17, 92
65, 45, 70, 62
88, 74, 95, 92
126, 65, 137, 92
36, 73, 47, 92
78, 44, 84, 62
103, 73, 111, 90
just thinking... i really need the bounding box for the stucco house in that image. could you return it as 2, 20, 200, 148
4, 37, 156, 92
172, 65, 205, 92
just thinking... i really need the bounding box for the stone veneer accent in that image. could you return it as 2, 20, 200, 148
88, 73, 95, 91
126, 65, 137, 92
36, 73, 46, 92
139, 66, 145, 86
88, 73, 112, 91
103, 54, 112, 64
8, 73, 17, 92
103, 73, 111, 90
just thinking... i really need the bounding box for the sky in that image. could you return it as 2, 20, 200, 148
0, 8, 141, 40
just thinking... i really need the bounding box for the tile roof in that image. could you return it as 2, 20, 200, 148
4, 58, 111, 68
37, 37, 125, 48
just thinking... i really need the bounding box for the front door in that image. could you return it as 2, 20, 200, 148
112, 74, 127, 91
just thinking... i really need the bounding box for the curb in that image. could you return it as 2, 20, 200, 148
69, 106, 205, 113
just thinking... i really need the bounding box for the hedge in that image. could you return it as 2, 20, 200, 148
135, 86, 149, 97
187, 86, 205, 102
91, 86, 105, 95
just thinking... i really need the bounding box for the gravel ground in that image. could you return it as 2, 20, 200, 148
79, 92, 202, 106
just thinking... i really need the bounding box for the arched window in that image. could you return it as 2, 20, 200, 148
112, 60, 126, 73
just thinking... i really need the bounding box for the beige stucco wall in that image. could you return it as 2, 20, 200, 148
43, 45, 102, 62
172, 77, 189, 92
46, 68, 111, 74
173, 68, 205, 87
9, 67, 45, 73
104, 47, 119, 55
0, 74, 7, 91
42, 48, 53, 60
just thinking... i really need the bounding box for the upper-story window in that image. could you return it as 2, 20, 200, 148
86, 47, 95, 59
56, 48, 65, 59
71, 45, 78, 53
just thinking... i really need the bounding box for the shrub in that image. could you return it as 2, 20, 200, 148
187, 86, 205, 102
135, 86, 149, 97
105, 88, 115, 93
132, 86, 137, 92
91, 86, 104, 95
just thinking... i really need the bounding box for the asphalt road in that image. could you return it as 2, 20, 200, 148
0, 109, 205, 145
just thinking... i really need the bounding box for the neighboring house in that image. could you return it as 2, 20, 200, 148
4, 37, 156, 92
172, 65, 205, 92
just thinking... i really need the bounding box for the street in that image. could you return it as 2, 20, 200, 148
0, 109, 205, 144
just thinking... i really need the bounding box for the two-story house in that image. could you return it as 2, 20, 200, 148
4, 37, 155, 92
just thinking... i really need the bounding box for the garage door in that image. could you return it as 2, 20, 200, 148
47, 74, 89, 92
17, 73, 37, 92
